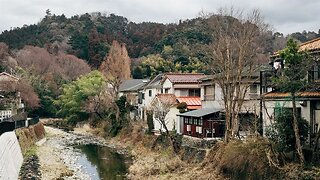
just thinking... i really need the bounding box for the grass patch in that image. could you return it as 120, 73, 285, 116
24, 145, 38, 158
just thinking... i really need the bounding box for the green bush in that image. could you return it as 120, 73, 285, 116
266, 108, 309, 153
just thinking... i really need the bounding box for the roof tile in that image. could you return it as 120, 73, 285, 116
165, 73, 206, 83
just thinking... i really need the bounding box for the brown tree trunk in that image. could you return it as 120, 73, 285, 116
312, 129, 320, 163
224, 112, 231, 142
292, 93, 305, 164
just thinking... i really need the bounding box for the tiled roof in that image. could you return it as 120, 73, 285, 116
119, 79, 149, 92
264, 91, 320, 98
299, 37, 320, 51
272, 37, 320, 57
145, 74, 163, 89
165, 73, 206, 83
176, 96, 201, 110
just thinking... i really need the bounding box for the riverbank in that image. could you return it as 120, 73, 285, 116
103, 122, 225, 180
40, 120, 224, 179
28, 126, 129, 179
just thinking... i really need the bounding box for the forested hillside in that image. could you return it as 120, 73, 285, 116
2, 11, 317, 78
0, 11, 319, 117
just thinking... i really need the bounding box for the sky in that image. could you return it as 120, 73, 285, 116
0, 0, 319, 35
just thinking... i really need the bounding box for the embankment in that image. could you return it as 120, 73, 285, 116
15, 122, 45, 155
0, 131, 23, 180
0, 122, 45, 179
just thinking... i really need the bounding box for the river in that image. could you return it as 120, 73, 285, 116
76, 144, 128, 179
36, 126, 130, 180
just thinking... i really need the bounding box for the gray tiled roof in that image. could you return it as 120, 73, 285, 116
177, 107, 222, 118
119, 79, 149, 92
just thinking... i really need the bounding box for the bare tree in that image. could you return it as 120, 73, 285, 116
55, 53, 91, 80
99, 40, 131, 97
207, 8, 268, 141
151, 94, 176, 135
99, 40, 131, 121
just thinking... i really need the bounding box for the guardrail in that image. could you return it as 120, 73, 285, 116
0, 117, 39, 135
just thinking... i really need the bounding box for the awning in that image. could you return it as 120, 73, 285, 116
176, 96, 201, 110
177, 108, 222, 118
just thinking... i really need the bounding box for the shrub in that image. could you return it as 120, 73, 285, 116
177, 102, 187, 113
206, 139, 282, 180
266, 108, 309, 153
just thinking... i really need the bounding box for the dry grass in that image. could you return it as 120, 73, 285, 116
15, 122, 46, 155
203, 138, 282, 180
110, 121, 225, 180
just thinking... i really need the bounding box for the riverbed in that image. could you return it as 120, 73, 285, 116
36, 126, 130, 180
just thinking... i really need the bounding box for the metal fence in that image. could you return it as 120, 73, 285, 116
0, 117, 40, 135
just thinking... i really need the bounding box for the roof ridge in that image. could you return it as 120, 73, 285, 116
299, 37, 320, 47
165, 73, 205, 75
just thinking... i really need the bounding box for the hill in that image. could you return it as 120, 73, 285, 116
0, 12, 319, 77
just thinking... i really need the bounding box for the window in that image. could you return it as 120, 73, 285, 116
204, 85, 214, 100
149, 90, 152, 97
165, 89, 169, 94
189, 89, 200, 97
184, 117, 188, 124
250, 84, 258, 94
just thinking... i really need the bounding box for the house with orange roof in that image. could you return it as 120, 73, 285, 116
261, 37, 320, 136
140, 73, 205, 133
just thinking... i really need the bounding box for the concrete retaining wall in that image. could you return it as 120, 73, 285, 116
0, 131, 23, 180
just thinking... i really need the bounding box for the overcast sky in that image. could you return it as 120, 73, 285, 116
0, 0, 319, 34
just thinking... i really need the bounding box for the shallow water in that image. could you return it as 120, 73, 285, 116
76, 144, 128, 180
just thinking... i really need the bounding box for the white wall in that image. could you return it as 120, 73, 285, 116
144, 88, 161, 109
201, 83, 224, 109
162, 79, 174, 94
153, 108, 180, 133
262, 100, 311, 135
0, 131, 23, 180
176, 116, 184, 134
174, 89, 189, 96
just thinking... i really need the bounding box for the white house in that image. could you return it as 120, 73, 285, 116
151, 94, 179, 134
261, 37, 320, 136
138, 74, 163, 120
0, 72, 24, 122
161, 73, 206, 97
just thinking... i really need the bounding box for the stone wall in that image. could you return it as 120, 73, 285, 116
0, 131, 23, 180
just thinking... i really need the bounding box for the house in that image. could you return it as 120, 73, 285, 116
177, 107, 224, 138
151, 94, 179, 133
138, 74, 163, 120
161, 73, 206, 97
0, 72, 24, 122
119, 79, 149, 106
138, 73, 205, 120
200, 72, 261, 110
138, 73, 206, 134
119, 79, 149, 120
261, 37, 320, 136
